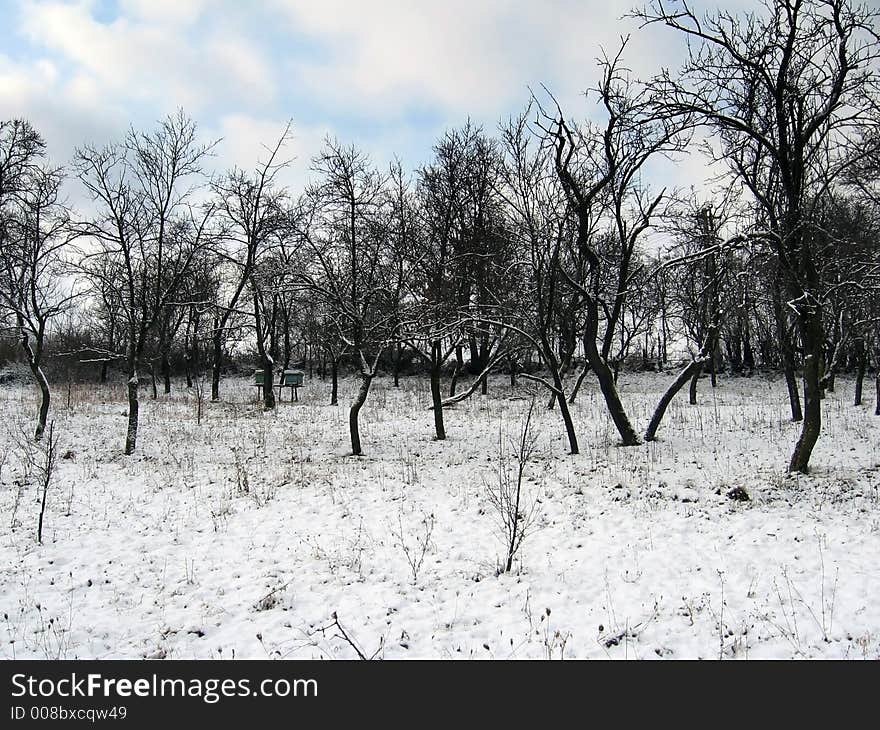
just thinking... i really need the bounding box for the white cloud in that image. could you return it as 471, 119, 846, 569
270, 0, 669, 120
118, 0, 208, 26
0, 52, 126, 158
18, 0, 276, 112
207, 114, 331, 193
2, 0, 744, 199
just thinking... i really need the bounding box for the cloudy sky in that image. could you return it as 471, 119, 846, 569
0, 0, 748, 192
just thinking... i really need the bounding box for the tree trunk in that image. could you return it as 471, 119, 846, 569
261, 356, 275, 411
282, 319, 292, 373
21, 335, 50, 440
567, 362, 591, 404
646, 357, 704, 442
875, 369, 880, 416
591, 355, 640, 445
540, 342, 579, 454
449, 346, 463, 397
855, 356, 866, 407
211, 320, 222, 401
783, 363, 802, 421
349, 370, 373, 456
743, 319, 755, 374
125, 370, 139, 456
468, 333, 480, 374
430, 341, 446, 440
33, 367, 50, 441
184, 321, 194, 388
100, 360, 109, 384
774, 274, 802, 422
646, 327, 717, 442
393, 342, 401, 387
254, 293, 276, 411
150, 361, 158, 400
582, 304, 640, 445
788, 312, 823, 473
554, 376, 579, 455
211, 358, 221, 401
161, 350, 171, 395
547, 350, 572, 410
330, 356, 339, 406
688, 364, 701, 405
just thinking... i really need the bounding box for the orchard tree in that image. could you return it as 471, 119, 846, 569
543, 43, 691, 446
76, 110, 215, 454
0, 121, 76, 439
209, 122, 293, 404
637, 0, 880, 471
409, 126, 494, 439
495, 109, 582, 454
294, 140, 407, 456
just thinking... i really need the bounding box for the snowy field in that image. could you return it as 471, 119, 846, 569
1, 372, 879, 660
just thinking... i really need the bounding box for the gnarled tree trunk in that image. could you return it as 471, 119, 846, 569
789, 310, 823, 473
21, 333, 50, 440
645, 327, 717, 442
582, 301, 640, 446
349, 370, 374, 456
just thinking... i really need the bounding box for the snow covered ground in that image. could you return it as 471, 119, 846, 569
1, 371, 879, 659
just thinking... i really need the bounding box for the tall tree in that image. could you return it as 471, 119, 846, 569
209, 122, 292, 404
543, 43, 690, 445
0, 121, 76, 438
495, 109, 582, 454
76, 110, 215, 454
294, 140, 405, 455
637, 0, 880, 472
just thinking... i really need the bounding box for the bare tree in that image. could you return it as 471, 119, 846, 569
636, 0, 880, 471
294, 140, 405, 455
542, 42, 691, 446
663, 199, 732, 403
486, 396, 541, 573
408, 126, 495, 439
494, 108, 582, 453
75, 110, 215, 454
0, 121, 76, 439
209, 122, 293, 405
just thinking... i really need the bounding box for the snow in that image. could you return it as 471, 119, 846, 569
1, 372, 879, 659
